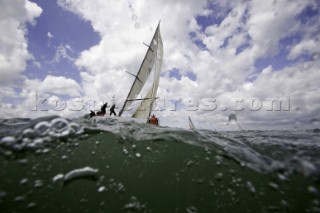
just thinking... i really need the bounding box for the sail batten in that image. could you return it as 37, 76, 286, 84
119, 23, 163, 119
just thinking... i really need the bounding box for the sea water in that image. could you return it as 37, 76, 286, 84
0, 116, 319, 212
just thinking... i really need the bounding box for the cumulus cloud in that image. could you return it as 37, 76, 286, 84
58, 0, 207, 98
24, 75, 81, 97
0, 0, 42, 85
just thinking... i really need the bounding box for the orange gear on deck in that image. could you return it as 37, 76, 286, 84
148, 114, 159, 125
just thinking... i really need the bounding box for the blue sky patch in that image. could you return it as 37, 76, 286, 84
169, 68, 182, 80
26, 0, 99, 82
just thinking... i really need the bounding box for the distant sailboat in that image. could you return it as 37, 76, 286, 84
228, 114, 244, 131
188, 116, 196, 130
118, 22, 163, 125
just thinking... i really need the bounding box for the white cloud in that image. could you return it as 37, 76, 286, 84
288, 39, 319, 60
47, 32, 54, 38
0, 0, 42, 85
247, 0, 308, 57
58, 0, 208, 107
51, 43, 75, 63
47, 31, 54, 47
24, 75, 81, 97
32, 60, 41, 68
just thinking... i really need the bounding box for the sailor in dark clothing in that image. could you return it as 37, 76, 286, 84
110, 104, 117, 116
89, 110, 96, 118
96, 102, 108, 116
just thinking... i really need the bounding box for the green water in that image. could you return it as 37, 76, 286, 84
0, 117, 319, 212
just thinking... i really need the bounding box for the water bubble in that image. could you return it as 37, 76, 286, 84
277, 173, 288, 181
123, 148, 128, 155
0, 136, 16, 144
51, 118, 68, 131
146, 147, 151, 151
281, 200, 288, 207
98, 186, 106, 192
22, 128, 34, 137
135, 23, 140, 29
22, 137, 32, 144
214, 173, 223, 180
42, 148, 50, 154
135, 153, 141, 158
14, 196, 25, 202
246, 181, 256, 194
34, 180, 43, 188
20, 178, 28, 185
69, 122, 83, 134
34, 121, 51, 136
52, 174, 64, 184
308, 186, 319, 195
27, 202, 36, 209
269, 182, 279, 190
50, 118, 70, 136
186, 206, 198, 213
132, 14, 137, 21
4, 150, 13, 157
124, 196, 146, 212
196, 179, 204, 184
186, 160, 193, 167
63, 167, 99, 183
116, 182, 125, 192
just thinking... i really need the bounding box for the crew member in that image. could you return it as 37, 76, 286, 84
110, 104, 117, 116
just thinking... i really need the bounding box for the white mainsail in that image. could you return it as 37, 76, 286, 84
119, 22, 163, 119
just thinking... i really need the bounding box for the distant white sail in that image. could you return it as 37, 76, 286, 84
188, 116, 196, 130
119, 22, 163, 119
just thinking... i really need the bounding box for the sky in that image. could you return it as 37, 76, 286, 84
0, 0, 319, 130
